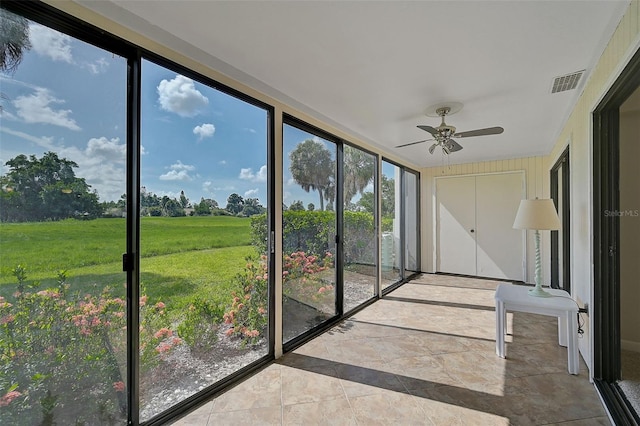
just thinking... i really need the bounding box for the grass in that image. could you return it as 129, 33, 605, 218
0, 216, 256, 309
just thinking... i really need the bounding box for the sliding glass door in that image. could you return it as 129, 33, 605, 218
343, 145, 377, 312
0, 10, 128, 424
139, 59, 270, 421
282, 123, 337, 343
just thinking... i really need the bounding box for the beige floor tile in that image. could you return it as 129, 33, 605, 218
348, 390, 435, 425
170, 401, 213, 425
174, 276, 610, 426
208, 406, 282, 425
283, 397, 356, 425
280, 364, 345, 405
212, 364, 281, 412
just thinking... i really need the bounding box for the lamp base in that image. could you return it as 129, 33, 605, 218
528, 286, 552, 297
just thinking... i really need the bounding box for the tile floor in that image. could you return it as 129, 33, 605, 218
170, 274, 610, 425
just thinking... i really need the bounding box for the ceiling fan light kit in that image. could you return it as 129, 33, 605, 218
397, 102, 504, 155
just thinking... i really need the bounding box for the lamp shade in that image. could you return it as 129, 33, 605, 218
513, 199, 561, 230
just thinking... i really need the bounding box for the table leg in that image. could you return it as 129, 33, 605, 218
567, 311, 579, 374
558, 315, 568, 347
496, 300, 505, 358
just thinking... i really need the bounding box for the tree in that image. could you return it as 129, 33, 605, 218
193, 199, 211, 216
380, 174, 395, 217
307, 203, 315, 211
356, 174, 395, 217
179, 190, 189, 208
0, 152, 102, 222
241, 198, 265, 216
288, 200, 305, 211
0, 9, 31, 74
289, 139, 334, 210
343, 145, 374, 203
163, 199, 185, 217
1, 9, 32, 112
226, 193, 244, 214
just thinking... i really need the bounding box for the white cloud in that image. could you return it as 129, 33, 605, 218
219, 160, 227, 165
157, 75, 208, 117
239, 165, 267, 182
29, 23, 73, 63
13, 88, 80, 130
0, 126, 56, 150
244, 188, 259, 198
193, 123, 215, 140
159, 161, 195, 181
86, 137, 126, 162
85, 57, 110, 75
244, 127, 257, 134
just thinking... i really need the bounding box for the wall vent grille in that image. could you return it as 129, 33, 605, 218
551, 70, 585, 93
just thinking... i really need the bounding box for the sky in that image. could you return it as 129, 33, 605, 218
0, 15, 381, 209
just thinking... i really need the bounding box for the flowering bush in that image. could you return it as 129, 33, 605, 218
224, 251, 334, 344
0, 267, 179, 425
223, 256, 269, 345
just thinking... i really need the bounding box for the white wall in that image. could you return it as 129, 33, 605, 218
420, 156, 549, 284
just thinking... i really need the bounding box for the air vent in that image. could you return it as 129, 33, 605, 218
551, 70, 585, 94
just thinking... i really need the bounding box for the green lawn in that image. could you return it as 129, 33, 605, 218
0, 216, 257, 308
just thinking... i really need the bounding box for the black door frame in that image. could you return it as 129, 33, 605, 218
550, 146, 571, 292
593, 45, 640, 425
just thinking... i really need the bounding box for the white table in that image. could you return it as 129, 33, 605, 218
495, 284, 580, 374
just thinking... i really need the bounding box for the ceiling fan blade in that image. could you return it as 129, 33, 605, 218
428, 143, 437, 154
395, 139, 432, 148
417, 125, 439, 136
453, 126, 504, 138
446, 139, 463, 152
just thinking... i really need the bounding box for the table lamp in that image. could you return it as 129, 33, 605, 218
513, 198, 562, 297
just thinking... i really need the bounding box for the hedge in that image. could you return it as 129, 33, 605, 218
250, 211, 378, 264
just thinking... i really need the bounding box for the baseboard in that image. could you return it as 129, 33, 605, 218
621, 339, 640, 352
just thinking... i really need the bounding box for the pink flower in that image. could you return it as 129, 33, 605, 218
155, 301, 165, 310
0, 315, 15, 325
318, 287, 326, 294
0, 390, 22, 407
225, 328, 235, 336
154, 328, 172, 339
258, 307, 266, 314
139, 295, 148, 307
113, 381, 125, 392
155, 342, 171, 353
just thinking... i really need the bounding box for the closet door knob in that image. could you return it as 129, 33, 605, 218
470, 229, 475, 233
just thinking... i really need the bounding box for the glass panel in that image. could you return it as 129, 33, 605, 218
0, 11, 128, 424
282, 124, 337, 343
381, 161, 402, 289
404, 170, 419, 273
343, 145, 376, 311
140, 60, 268, 420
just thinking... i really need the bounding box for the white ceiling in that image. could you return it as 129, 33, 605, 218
73, 0, 630, 169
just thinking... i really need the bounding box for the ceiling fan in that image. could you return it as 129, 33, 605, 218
396, 103, 504, 154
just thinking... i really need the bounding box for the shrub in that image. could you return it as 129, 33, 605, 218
223, 256, 269, 345
0, 267, 179, 425
251, 211, 376, 264
224, 251, 334, 344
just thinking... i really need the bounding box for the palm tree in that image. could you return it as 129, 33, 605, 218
343, 145, 374, 203
0, 9, 31, 73
289, 139, 334, 210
